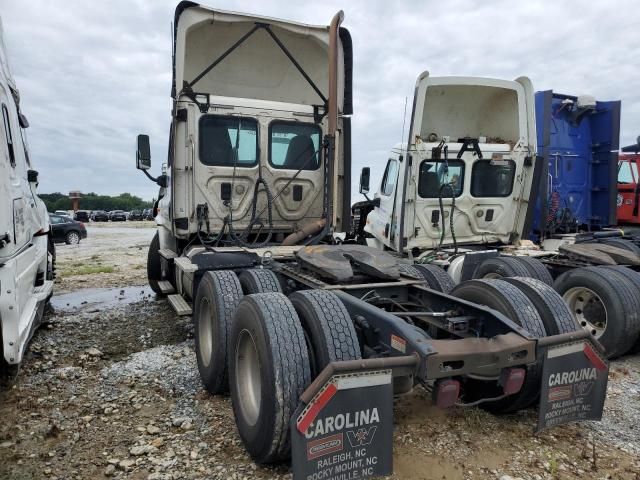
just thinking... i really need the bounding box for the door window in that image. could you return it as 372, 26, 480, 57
418, 160, 465, 198
269, 121, 321, 170
380, 159, 399, 196
199, 116, 258, 166
2, 104, 15, 167
471, 160, 516, 197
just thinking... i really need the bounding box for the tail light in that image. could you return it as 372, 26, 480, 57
500, 368, 526, 395
433, 379, 460, 408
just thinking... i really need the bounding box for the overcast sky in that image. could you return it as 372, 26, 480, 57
1, 0, 639, 201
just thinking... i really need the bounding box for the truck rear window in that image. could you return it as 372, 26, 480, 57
269, 121, 321, 170
470, 159, 516, 197
418, 160, 465, 198
199, 116, 258, 167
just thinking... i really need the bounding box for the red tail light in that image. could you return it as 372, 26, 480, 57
433, 379, 460, 408
500, 368, 526, 395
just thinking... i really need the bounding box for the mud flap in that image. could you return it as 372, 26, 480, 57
291, 370, 394, 480
537, 341, 608, 431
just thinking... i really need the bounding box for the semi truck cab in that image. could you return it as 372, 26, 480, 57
360, 73, 539, 256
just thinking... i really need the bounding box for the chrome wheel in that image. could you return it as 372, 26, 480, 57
197, 297, 213, 368
235, 329, 262, 426
563, 286, 607, 338
66, 232, 80, 245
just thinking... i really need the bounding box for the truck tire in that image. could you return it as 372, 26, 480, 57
239, 269, 282, 294
412, 264, 456, 293
601, 266, 640, 354
452, 279, 547, 413
289, 289, 360, 377
229, 293, 311, 464
65, 230, 80, 245
509, 257, 554, 286
147, 232, 163, 295
194, 270, 243, 394
597, 238, 640, 257
451, 279, 545, 337
0, 331, 19, 389
554, 266, 640, 358
473, 257, 530, 281
502, 277, 578, 335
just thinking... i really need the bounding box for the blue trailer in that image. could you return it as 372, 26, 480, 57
530, 91, 621, 241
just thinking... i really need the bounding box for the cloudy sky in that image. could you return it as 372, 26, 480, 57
1, 0, 639, 201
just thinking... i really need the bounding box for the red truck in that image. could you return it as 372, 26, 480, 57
618, 138, 640, 224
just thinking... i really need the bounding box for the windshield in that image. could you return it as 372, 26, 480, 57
618, 160, 637, 184
199, 115, 258, 167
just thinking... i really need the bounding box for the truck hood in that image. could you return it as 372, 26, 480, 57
172, 2, 352, 112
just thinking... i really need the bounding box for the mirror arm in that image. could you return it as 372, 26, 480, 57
141, 169, 168, 188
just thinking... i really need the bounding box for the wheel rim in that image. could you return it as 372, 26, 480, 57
68, 232, 79, 244
235, 329, 262, 426
483, 273, 503, 279
198, 297, 213, 368
563, 287, 607, 338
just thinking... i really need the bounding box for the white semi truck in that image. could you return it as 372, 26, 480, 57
0, 17, 54, 386
136, 3, 609, 473
353, 75, 640, 359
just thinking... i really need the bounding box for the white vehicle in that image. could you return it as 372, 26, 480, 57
0, 17, 54, 385
359, 73, 538, 256
354, 74, 640, 359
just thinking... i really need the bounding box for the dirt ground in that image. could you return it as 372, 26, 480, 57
1, 224, 639, 480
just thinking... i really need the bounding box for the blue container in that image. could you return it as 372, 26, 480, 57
530, 91, 620, 240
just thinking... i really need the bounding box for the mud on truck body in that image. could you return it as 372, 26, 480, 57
0, 17, 54, 386
137, 3, 609, 476
353, 78, 640, 360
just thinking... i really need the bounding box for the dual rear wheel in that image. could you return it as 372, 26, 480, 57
194, 269, 361, 464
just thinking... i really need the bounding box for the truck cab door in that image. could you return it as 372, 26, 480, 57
364, 154, 403, 250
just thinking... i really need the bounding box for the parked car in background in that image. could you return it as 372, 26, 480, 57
128, 210, 143, 221
49, 214, 87, 244
90, 210, 109, 222
73, 210, 90, 222
109, 210, 127, 222
54, 210, 70, 217
143, 208, 154, 220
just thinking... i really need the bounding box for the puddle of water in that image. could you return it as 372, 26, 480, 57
50, 286, 156, 312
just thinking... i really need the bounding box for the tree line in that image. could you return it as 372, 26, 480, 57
40, 192, 153, 213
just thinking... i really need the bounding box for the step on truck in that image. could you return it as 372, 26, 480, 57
136, 3, 609, 477
353, 77, 640, 360
0, 17, 54, 386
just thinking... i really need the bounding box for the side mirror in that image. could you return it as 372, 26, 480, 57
136, 134, 151, 170
18, 113, 29, 128
359, 167, 370, 194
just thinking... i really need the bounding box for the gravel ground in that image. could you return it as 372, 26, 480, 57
1, 224, 639, 480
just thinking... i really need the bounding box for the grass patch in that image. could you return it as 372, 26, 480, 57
60, 265, 116, 277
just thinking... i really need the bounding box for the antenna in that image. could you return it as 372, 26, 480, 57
400, 96, 408, 146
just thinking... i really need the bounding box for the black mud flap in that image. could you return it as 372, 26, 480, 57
537, 341, 608, 431
291, 370, 394, 480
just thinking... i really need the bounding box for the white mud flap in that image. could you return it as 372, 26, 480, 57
291, 370, 394, 480
537, 341, 608, 431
